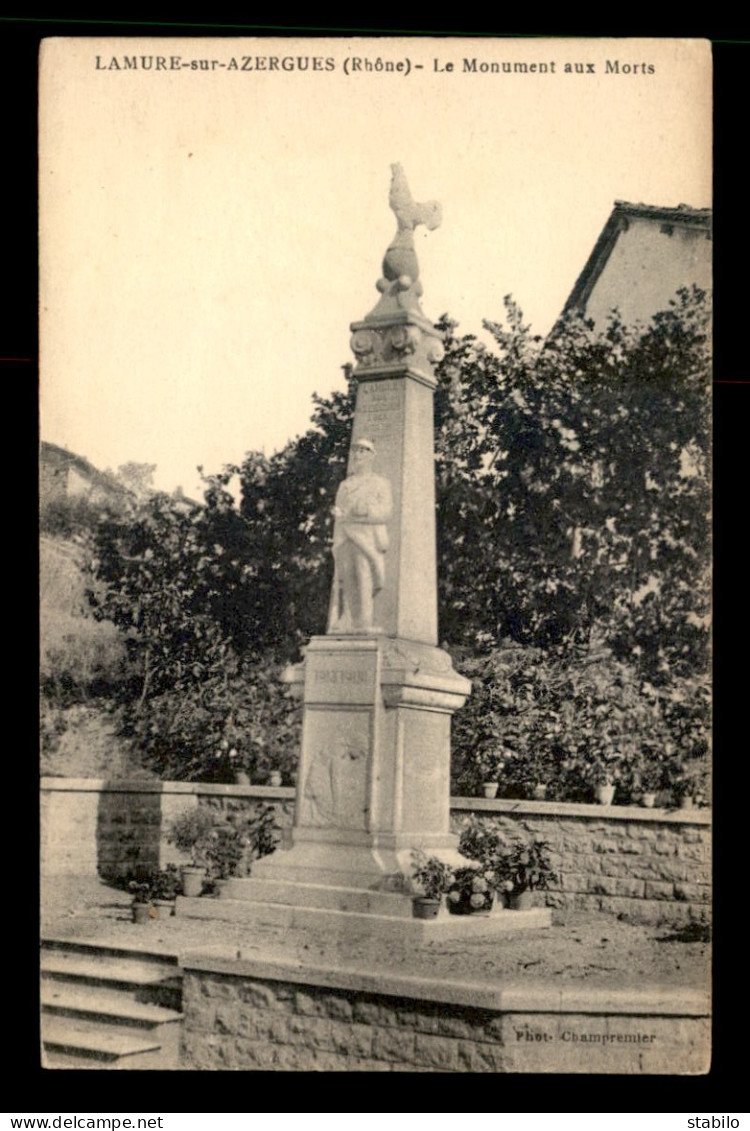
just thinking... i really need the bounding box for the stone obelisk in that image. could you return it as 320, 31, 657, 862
250, 164, 471, 894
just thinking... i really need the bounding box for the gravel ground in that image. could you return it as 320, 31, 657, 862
41, 875, 710, 995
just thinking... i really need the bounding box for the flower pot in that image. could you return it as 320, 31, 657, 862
679, 794, 694, 811
532, 783, 548, 800
153, 898, 175, 919
268, 771, 282, 787
181, 866, 207, 897
132, 902, 152, 924
234, 771, 250, 786
640, 792, 657, 809
213, 879, 231, 899
508, 890, 534, 911
482, 781, 499, 799
594, 783, 616, 806
412, 897, 442, 920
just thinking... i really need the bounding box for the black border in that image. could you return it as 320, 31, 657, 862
17, 19, 745, 1109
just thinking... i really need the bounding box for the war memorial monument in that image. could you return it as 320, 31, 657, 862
178, 165, 550, 938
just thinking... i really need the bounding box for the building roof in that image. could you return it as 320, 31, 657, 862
40, 441, 130, 496
563, 201, 712, 317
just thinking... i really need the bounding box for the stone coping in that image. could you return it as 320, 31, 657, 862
39, 777, 295, 799
180, 946, 710, 1017
39, 778, 710, 823
452, 796, 711, 825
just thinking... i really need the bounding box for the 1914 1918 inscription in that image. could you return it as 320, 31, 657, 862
353, 382, 403, 444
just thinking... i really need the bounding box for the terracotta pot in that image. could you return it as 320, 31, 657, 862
482, 781, 499, 799
412, 897, 442, 920
679, 794, 694, 811
132, 902, 152, 924
532, 783, 548, 800
234, 771, 250, 786
594, 783, 616, 806
640, 792, 657, 809
181, 866, 207, 897
508, 890, 534, 911
268, 771, 283, 787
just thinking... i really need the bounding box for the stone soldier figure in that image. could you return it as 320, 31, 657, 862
328, 438, 393, 633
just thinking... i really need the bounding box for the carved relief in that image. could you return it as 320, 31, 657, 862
381, 639, 454, 675
350, 321, 443, 375
300, 740, 368, 829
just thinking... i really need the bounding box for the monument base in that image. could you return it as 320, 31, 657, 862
267, 633, 472, 894
175, 887, 552, 941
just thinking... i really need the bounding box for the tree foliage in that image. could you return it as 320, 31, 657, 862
434, 287, 710, 679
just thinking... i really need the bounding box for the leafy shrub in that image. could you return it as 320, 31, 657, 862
409, 850, 455, 900
167, 808, 216, 866
458, 817, 558, 896
124, 656, 301, 782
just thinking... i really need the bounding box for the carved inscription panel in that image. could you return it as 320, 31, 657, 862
303, 647, 379, 706
299, 709, 371, 831
352, 380, 403, 453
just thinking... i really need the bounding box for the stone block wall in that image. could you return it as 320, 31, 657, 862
41, 781, 710, 925
451, 799, 711, 927
180, 956, 710, 1074
40, 778, 295, 880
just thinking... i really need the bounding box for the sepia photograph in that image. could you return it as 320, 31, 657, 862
39, 34, 711, 1073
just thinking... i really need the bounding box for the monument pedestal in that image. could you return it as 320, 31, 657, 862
176, 635, 552, 934
253, 633, 471, 891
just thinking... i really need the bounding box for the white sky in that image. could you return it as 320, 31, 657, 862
39, 36, 711, 497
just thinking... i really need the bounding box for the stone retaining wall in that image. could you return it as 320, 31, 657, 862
452, 798, 710, 927
40, 780, 709, 924
180, 951, 710, 1074
39, 778, 295, 880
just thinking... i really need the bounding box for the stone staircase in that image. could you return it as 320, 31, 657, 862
40, 938, 183, 1069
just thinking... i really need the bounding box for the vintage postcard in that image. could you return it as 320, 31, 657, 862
40, 36, 711, 1074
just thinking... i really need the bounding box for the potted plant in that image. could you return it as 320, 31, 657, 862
635, 757, 667, 808
129, 879, 154, 924
244, 804, 282, 865
151, 865, 181, 918
503, 839, 558, 910
447, 865, 498, 915
456, 817, 516, 910
409, 849, 455, 919
230, 746, 251, 785
203, 823, 247, 893
505, 743, 560, 801
582, 735, 627, 805
168, 807, 216, 896
473, 749, 507, 798
667, 753, 710, 810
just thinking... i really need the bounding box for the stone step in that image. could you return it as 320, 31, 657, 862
41, 951, 179, 989
41, 986, 182, 1068
41, 1017, 164, 1069
177, 894, 553, 940
41, 982, 183, 1027
221, 877, 415, 917
42, 936, 180, 973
